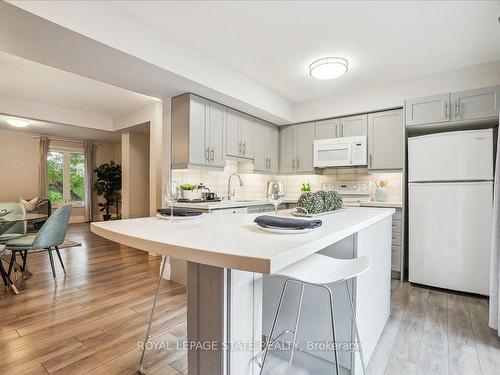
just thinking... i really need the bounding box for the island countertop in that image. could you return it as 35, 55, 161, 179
91, 207, 394, 274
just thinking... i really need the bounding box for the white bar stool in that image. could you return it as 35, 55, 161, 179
259, 254, 371, 375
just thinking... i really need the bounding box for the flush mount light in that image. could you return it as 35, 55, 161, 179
309, 57, 348, 80
6, 118, 30, 128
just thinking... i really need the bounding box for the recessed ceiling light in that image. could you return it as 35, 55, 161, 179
6, 118, 30, 128
309, 57, 348, 80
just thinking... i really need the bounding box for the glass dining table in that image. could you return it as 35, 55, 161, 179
0, 212, 47, 294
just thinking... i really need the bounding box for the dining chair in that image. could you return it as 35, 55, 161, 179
6, 204, 72, 282
0, 202, 27, 243
0, 244, 18, 294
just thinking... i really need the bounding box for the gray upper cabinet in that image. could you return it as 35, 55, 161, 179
280, 122, 314, 173
368, 109, 404, 170
226, 111, 254, 160
208, 102, 226, 167
340, 114, 368, 137
405, 93, 451, 126
405, 85, 500, 127
239, 114, 255, 159
315, 118, 339, 139
226, 108, 240, 157
267, 126, 279, 172
451, 86, 500, 122
280, 125, 295, 172
295, 122, 314, 172
254, 120, 278, 173
172, 94, 226, 169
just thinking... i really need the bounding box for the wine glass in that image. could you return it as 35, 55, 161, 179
267, 180, 285, 214
163, 181, 179, 222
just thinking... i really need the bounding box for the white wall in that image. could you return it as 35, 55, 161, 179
294, 61, 500, 122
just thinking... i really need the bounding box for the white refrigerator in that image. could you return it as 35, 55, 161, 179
408, 129, 494, 295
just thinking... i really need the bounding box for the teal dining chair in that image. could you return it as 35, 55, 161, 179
6, 204, 72, 281
0, 202, 27, 243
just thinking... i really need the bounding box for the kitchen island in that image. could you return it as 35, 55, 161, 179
91, 207, 394, 375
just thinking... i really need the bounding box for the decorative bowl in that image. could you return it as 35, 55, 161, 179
0, 209, 13, 217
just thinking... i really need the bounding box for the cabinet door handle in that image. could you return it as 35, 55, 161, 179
456, 101, 461, 117
243, 142, 246, 155
292, 158, 295, 168
238, 142, 242, 155
369, 154, 373, 168
296, 158, 300, 169
205, 147, 210, 162
210, 148, 215, 162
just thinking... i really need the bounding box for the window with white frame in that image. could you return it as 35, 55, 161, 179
47, 150, 85, 207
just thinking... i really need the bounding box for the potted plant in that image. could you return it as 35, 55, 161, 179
180, 183, 198, 201
93, 161, 122, 221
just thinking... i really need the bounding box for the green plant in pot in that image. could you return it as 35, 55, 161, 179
180, 183, 198, 201
93, 161, 122, 221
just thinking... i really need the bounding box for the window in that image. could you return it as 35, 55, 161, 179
47, 151, 85, 206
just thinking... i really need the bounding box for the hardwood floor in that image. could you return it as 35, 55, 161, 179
1, 223, 499, 375
0, 223, 187, 375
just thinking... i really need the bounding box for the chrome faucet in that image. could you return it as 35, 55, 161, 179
227, 173, 243, 200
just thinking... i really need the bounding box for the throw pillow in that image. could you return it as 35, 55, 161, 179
20, 197, 39, 212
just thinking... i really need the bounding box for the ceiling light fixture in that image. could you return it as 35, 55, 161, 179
6, 118, 30, 128
309, 57, 348, 80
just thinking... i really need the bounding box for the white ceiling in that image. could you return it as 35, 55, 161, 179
114, 0, 500, 103
0, 51, 158, 118
0, 114, 121, 141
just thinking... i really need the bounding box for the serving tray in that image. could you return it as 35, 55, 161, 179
291, 207, 344, 218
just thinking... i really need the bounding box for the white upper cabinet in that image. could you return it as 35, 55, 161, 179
368, 109, 404, 170
226, 111, 255, 160
315, 118, 339, 139
340, 114, 368, 137
406, 85, 500, 127
172, 94, 226, 169
254, 119, 279, 173
451, 86, 500, 122
405, 93, 450, 126
279, 122, 315, 173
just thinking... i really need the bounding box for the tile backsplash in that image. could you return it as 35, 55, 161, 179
172, 161, 403, 202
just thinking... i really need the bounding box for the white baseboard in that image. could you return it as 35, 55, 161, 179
69, 215, 85, 224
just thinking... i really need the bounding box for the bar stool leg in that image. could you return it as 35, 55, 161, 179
288, 283, 305, 375
260, 279, 291, 375
138, 257, 167, 374
325, 286, 341, 375
345, 280, 367, 375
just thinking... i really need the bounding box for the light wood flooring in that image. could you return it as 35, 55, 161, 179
1, 223, 500, 375
0, 223, 187, 375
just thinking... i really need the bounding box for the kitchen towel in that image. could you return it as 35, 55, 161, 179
254, 215, 322, 230
157, 208, 202, 217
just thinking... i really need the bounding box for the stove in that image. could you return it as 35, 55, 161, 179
321, 181, 372, 206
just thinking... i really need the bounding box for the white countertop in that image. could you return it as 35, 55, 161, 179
91, 207, 395, 274
360, 201, 403, 208
173, 198, 402, 210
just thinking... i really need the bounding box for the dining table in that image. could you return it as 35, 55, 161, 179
0, 212, 47, 294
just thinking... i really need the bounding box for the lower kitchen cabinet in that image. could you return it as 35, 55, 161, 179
368, 109, 404, 170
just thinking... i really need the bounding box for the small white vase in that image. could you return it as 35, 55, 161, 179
182, 190, 196, 201
375, 187, 388, 202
